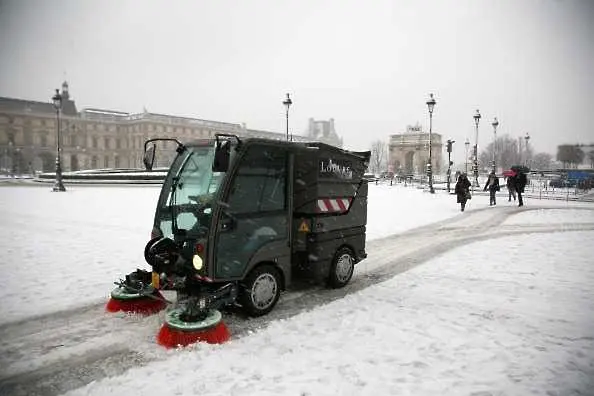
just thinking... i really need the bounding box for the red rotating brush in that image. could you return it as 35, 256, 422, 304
156, 308, 230, 348
106, 288, 167, 315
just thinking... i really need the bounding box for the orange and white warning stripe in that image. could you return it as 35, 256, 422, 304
316, 197, 352, 213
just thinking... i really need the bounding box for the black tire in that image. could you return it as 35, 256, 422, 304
328, 247, 355, 289
239, 265, 281, 317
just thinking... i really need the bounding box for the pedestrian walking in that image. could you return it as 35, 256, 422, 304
455, 173, 472, 212
483, 171, 500, 206
506, 176, 517, 202
509, 167, 528, 207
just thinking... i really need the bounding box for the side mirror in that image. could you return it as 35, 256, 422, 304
143, 144, 156, 171
212, 140, 230, 172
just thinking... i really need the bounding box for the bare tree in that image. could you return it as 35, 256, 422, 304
479, 135, 522, 170
531, 152, 553, 170
369, 140, 387, 174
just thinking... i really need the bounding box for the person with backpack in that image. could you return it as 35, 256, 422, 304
483, 171, 500, 206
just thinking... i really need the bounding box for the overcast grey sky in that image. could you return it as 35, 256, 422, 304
0, 0, 592, 162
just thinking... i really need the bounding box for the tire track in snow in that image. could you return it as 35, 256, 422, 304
1, 205, 593, 396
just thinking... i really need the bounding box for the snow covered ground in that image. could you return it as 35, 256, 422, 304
70, 231, 594, 396
0, 184, 468, 324
1, 184, 593, 395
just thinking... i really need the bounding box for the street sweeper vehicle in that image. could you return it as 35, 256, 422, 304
106, 134, 370, 347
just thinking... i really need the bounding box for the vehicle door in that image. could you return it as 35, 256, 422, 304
214, 145, 289, 279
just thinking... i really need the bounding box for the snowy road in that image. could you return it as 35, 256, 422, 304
1, 205, 593, 396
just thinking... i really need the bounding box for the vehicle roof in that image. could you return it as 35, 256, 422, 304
186, 136, 371, 162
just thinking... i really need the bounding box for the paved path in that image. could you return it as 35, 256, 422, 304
1, 204, 593, 396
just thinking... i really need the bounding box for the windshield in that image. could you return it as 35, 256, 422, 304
155, 144, 225, 238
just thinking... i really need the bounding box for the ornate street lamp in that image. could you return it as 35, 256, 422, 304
492, 117, 499, 173
465, 138, 470, 175
426, 93, 436, 194
282, 93, 292, 142
473, 109, 481, 188
524, 132, 530, 167
52, 88, 66, 192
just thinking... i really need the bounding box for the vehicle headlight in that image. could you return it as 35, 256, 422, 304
192, 254, 203, 270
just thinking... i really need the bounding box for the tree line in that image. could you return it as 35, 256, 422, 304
368, 136, 594, 175
478, 136, 594, 170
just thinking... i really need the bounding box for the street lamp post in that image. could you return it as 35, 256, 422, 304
282, 93, 292, 142
492, 117, 499, 173
524, 132, 530, 167
464, 138, 470, 175
426, 93, 436, 194
446, 139, 455, 193
8, 141, 14, 177
473, 109, 481, 188
52, 88, 66, 192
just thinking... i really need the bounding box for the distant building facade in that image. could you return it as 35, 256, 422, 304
388, 123, 443, 174
0, 82, 328, 174
306, 118, 342, 148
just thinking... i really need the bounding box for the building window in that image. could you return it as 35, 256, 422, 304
41, 135, 47, 147
104, 137, 109, 149
104, 156, 109, 168
92, 137, 98, 148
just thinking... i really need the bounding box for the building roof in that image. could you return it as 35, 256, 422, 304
0, 97, 55, 115
0, 96, 77, 116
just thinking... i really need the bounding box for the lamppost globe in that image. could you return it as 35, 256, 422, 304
425, 93, 436, 194
52, 89, 62, 110
282, 93, 292, 142
426, 93, 436, 115
51, 88, 66, 192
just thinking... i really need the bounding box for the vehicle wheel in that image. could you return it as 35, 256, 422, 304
239, 265, 281, 317
328, 247, 355, 289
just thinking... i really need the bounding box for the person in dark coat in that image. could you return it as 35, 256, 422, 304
506, 175, 517, 202
455, 173, 472, 212
509, 168, 527, 207
483, 171, 500, 206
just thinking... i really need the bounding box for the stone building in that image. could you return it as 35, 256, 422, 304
388, 123, 443, 175
0, 82, 321, 174
306, 118, 342, 148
